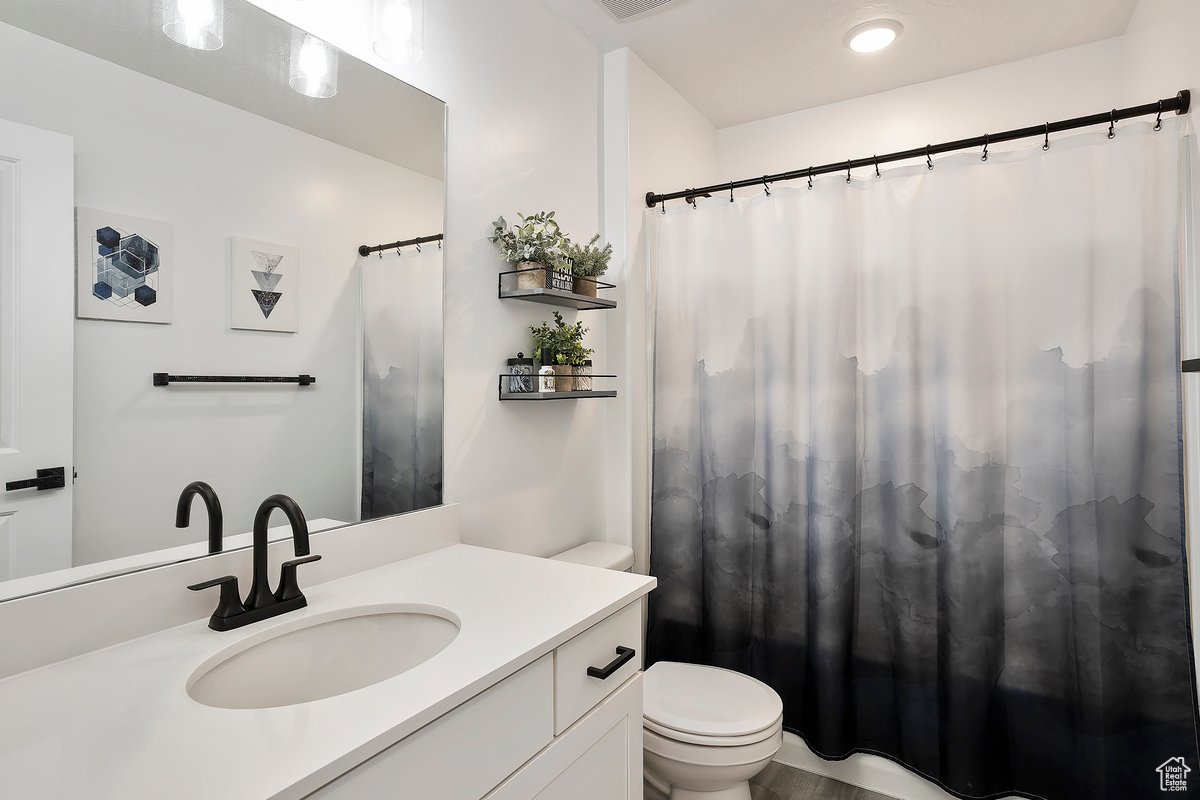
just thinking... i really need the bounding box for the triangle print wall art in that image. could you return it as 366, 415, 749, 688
229, 237, 299, 332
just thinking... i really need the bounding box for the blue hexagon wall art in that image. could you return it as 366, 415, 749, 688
76, 208, 172, 324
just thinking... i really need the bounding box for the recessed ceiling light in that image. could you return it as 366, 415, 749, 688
845, 19, 902, 54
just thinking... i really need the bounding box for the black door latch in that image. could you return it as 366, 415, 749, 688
6, 467, 67, 492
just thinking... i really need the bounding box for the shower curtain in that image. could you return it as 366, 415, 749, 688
647, 120, 1198, 800
361, 245, 444, 518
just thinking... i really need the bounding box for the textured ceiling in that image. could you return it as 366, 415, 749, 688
540, 0, 1142, 128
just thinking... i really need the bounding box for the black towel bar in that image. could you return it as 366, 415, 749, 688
153, 373, 316, 387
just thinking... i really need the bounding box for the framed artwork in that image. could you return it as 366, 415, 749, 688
229, 237, 299, 333
76, 208, 172, 324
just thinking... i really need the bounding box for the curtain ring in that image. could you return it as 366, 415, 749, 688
808, 167, 814, 190
874, 156, 881, 178
395, 246, 403, 257
846, 160, 852, 184
729, 182, 735, 203
981, 134, 989, 161
1155, 100, 1164, 131
762, 177, 771, 197
416, 243, 422, 253
661, 199, 666, 215
438, 239, 442, 250
1108, 110, 1117, 139
1043, 123, 1050, 151
689, 190, 698, 209
926, 145, 933, 170
377, 248, 382, 259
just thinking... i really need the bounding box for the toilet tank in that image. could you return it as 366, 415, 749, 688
550, 542, 635, 572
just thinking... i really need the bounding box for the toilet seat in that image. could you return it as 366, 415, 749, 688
644, 722, 784, 766
643, 662, 784, 744
644, 714, 783, 747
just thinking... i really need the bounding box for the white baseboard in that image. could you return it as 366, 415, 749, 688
774, 732, 961, 800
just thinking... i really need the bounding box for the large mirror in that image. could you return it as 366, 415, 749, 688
0, 0, 446, 600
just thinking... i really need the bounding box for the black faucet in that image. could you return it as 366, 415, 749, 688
176, 481, 223, 554
187, 494, 322, 632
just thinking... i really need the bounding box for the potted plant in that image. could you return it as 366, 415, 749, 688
565, 234, 613, 298
566, 339, 595, 391
531, 312, 591, 391
490, 211, 570, 291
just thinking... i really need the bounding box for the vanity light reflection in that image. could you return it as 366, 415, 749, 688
290, 33, 339, 98
161, 0, 224, 50
372, 0, 425, 64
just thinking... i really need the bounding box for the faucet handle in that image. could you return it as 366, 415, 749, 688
275, 555, 322, 603
188, 575, 245, 622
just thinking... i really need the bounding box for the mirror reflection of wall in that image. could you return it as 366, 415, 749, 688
0, 0, 445, 600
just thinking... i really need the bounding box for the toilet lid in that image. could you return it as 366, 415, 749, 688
643, 662, 784, 739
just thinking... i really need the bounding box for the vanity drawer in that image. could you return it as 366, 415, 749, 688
553, 601, 643, 734
307, 654, 553, 799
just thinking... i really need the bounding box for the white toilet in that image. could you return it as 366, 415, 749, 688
551, 543, 785, 800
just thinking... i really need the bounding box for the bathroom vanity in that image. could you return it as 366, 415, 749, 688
0, 537, 654, 800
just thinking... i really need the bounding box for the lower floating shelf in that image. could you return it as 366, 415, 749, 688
501, 390, 618, 401
498, 373, 617, 401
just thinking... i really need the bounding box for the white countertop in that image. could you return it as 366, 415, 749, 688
0, 544, 656, 800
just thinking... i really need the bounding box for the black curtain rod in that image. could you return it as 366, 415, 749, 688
358, 233, 444, 257
645, 90, 1191, 208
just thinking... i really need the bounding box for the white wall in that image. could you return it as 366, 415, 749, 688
0, 21, 443, 565
602, 49, 718, 573
718, 38, 1126, 185
1122, 0, 1200, 102
245, 0, 609, 557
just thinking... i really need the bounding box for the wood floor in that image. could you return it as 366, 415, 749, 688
750, 761, 897, 800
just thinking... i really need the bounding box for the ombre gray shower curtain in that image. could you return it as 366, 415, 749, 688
361, 245, 443, 518
646, 120, 1198, 799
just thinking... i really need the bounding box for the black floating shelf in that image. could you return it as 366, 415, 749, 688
498, 373, 617, 401
498, 268, 617, 311
1184, 359, 1200, 373
501, 390, 618, 401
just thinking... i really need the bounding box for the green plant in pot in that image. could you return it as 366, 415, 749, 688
530, 317, 556, 365
531, 312, 592, 391
565, 234, 613, 298
490, 211, 570, 291
564, 338, 595, 391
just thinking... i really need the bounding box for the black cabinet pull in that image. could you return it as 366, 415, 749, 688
5, 467, 66, 492
587, 646, 636, 680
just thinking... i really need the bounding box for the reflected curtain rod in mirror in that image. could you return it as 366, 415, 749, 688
359, 233, 444, 257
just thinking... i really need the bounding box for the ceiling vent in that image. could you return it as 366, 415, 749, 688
597, 0, 690, 23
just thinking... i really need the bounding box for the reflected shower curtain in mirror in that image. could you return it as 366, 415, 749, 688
647, 121, 1198, 799
362, 245, 443, 518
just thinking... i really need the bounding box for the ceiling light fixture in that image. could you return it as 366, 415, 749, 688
372, 0, 425, 64
161, 0, 224, 51
845, 19, 902, 54
289, 33, 339, 98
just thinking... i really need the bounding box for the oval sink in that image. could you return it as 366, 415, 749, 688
187, 604, 460, 709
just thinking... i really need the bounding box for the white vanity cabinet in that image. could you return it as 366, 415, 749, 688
307, 599, 645, 800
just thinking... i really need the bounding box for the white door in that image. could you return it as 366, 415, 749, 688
0, 118, 74, 580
